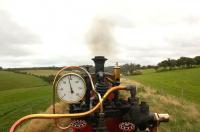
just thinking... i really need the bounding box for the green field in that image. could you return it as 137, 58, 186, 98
126, 68, 200, 132
1, 68, 200, 132
0, 71, 52, 131
0, 71, 49, 91
129, 68, 200, 105
20, 69, 59, 76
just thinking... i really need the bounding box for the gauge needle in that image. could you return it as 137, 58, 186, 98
68, 75, 74, 94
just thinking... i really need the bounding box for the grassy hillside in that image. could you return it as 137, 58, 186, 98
0, 71, 48, 91
129, 68, 200, 105
0, 71, 52, 131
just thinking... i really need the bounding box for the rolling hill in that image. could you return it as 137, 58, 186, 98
0, 71, 52, 131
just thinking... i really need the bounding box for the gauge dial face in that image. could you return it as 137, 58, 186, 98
56, 73, 86, 103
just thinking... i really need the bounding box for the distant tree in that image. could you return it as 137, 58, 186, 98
158, 60, 168, 69
177, 57, 195, 68
146, 65, 154, 69
176, 58, 182, 68
154, 66, 159, 71
0, 66, 2, 70
121, 64, 129, 75
186, 57, 195, 67
141, 66, 146, 69
121, 63, 142, 75
129, 63, 135, 74
167, 58, 177, 69
157, 55, 199, 71
194, 56, 200, 65
135, 64, 141, 70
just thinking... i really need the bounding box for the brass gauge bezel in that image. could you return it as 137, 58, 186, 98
56, 73, 86, 104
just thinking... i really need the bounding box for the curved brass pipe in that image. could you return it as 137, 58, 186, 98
52, 66, 82, 114
9, 86, 126, 132
52, 66, 102, 113
52, 66, 103, 129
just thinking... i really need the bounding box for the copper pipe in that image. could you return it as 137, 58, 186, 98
52, 66, 103, 129
52, 66, 102, 113
52, 66, 80, 114
9, 86, 126, 132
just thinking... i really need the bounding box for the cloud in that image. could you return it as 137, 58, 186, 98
1, 0, 200, 67
0, 10, 40, 57
115, 17, 200, 65
0, 55, 92, 68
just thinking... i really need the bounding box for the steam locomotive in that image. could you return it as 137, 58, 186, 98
10, 56, 169, 132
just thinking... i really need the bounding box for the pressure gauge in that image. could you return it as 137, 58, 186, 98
56, 73, 86, 103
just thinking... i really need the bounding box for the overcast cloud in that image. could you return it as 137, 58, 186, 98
0, 0, 200, 67
0, 10, 40, 57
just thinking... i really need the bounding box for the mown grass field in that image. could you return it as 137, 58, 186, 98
129, 68, 200, 105
0, 71, 49, 91
0, 71, 52, 131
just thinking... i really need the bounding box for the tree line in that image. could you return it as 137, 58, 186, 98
157, 56, 200, 70
4, 66, 61, 71
2, 55, 199, 76
120, 63, 142, 75
119, 56, 200, 75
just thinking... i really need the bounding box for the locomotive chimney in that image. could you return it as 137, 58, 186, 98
92, 56, 107, 73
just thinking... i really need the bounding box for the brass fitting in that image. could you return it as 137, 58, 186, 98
113, 62, 120, 81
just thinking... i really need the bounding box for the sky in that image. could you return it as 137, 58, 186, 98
0, 0, 200, 68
